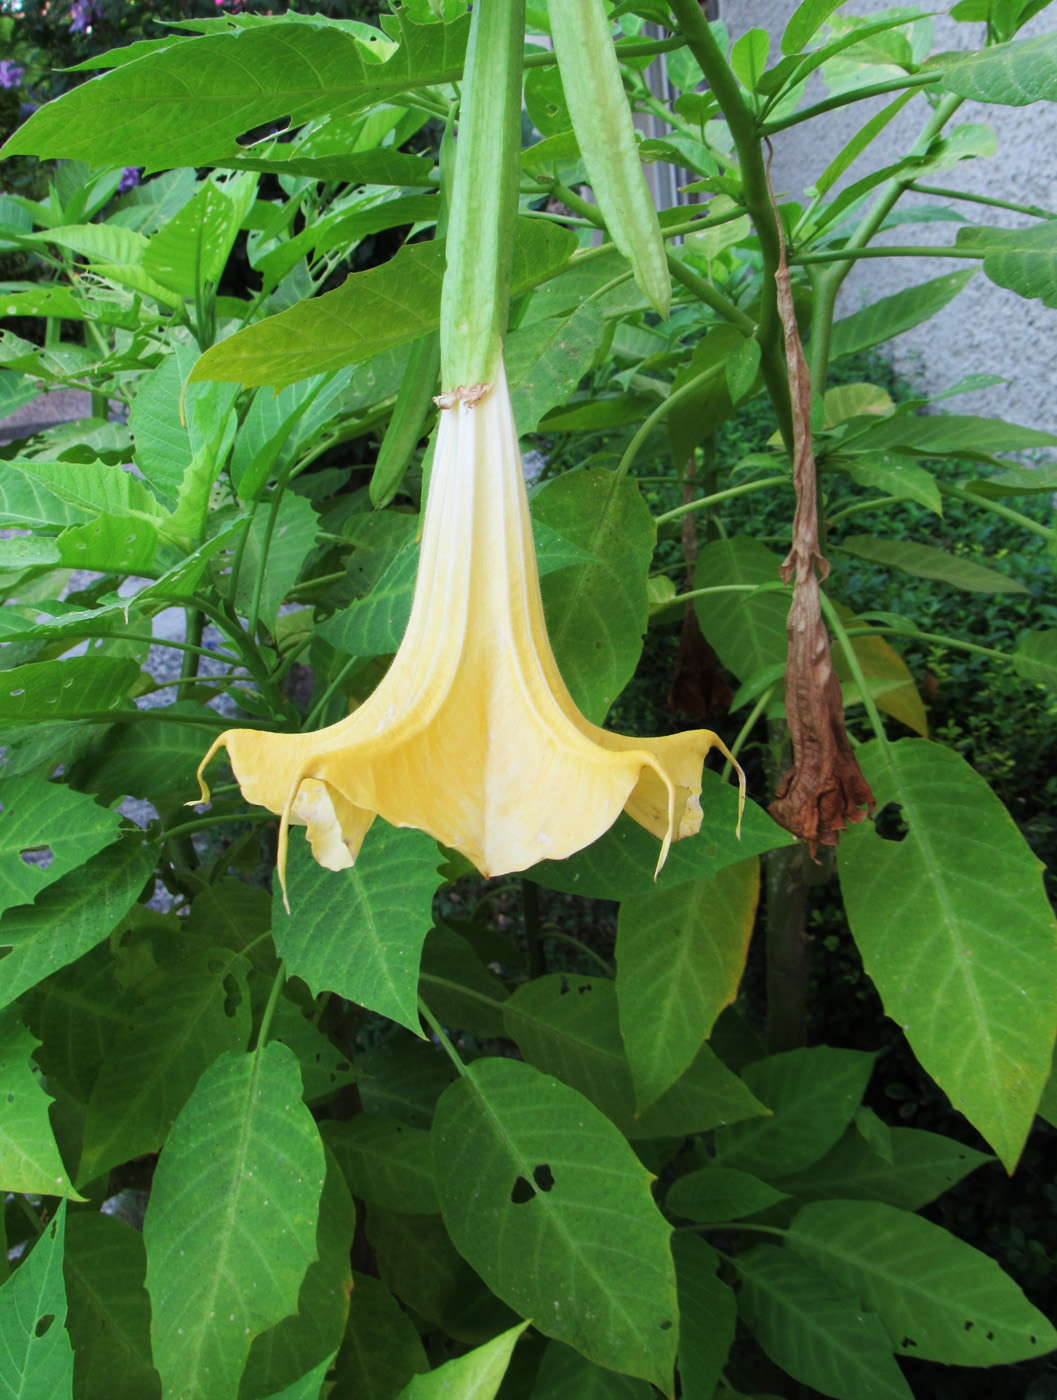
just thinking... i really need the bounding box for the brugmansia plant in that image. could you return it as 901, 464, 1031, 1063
0, 2, 1055, 1399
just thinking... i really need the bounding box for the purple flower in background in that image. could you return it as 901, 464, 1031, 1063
0, 60, 24, 89
70, 0, 102, 34
117, 167, 142, 195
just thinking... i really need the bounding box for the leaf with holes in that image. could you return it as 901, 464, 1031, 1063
396, 1322, 528, 1400
0, 1005, 81, 1198
787, 1199, 1057, 1365
672, 1233, 736, 1400
239, 1145, 355, 1400
617, 858, 760, 1112
0, 775, 122, 919
0, 1199, 75, 1400
78, 947, 253, 1186
712, 1046, 875, 1180
273, 828, 442, 1035
143, 1043, 325, 1400
64, 1213, 160, 1400
0, 834, 157, 1012
734, 1244, 913, 1400
432, 1057, 678, 1390
533, 467, 655, 722
837, 738, 1057, 1170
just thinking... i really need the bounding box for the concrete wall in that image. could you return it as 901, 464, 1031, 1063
717, 1, 1057, 431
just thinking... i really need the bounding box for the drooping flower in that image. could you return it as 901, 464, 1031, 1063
197, 355, 743, 904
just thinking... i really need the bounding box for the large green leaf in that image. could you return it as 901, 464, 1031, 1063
691, 536, 788, 683
143, 1043, 325, 1400
0, 775, 122, 919
239, 1146, 355, 1400
502, 974, 768, 1139
734, 1244, 913, 1400
838, 536, 1028, 594
830, 451, 942, 517
64, 1213, 160, 1400
321, 1116, 438, 1215
955, 221, 1057, 308
3, 12, 471, 171
0, 834, 157, 1011
224, 149, 436, 188
273, 827, 442, 1036
142, 174, 257, 300
943, 29, 1057, 104
617, 858, 760, 1111
331, 1272, 428, 1400
418, 923, 509, 1040
844, 411, 1057, 458
191, 221, 576, 390
1013, 628, 1057, 691
788, 1199, 1057, 1365
666, 1167, 789, 1223
78, 946, 253, 1185
0, 1199, 75, 1400
0, 1005, 79, 1197
0, 657, 140, 722
534, 468, 654, 722
231, 493, 319, 630
0, 470, 90, 529
506, 303, 606, 436
529, 1340, 651, 1398
671, 1234, 735, 1400
529, 770, 791, 899
30, 943, 137, 1105
837, 738, 1057, 1170
711, 1046, 875, 1179
432, 1057, 678, 1391
396, 1323, 528, 1400
828, 270, 976, 361
770, 1124, 992, 1211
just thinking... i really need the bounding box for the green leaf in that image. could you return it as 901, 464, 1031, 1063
730, 27, 770, 89
787, 1199, 1057, 1365
771, 1125, 993, 1211
64, 1213, 160, 1400
273, 827, 442, 1035
837, 737, 1057, 1170
734, 1244, 914, 1400
191, 221, 576, 390
0, 657, 140, 722
830, 451, 942, 516
3, 13, 471, 171
828, 270, 976, 361
331, 1272, 429, 1400
846, 409, 1057, 458
0, 776, 122, 919
143, 1043, 326, 1400
224, 149, 436, 188
691, 536, 788, 683
533, 467, 654, 722
528, 1340, 651, 1398
666, 1167, 789, 1223
671, 1234, 735, 1400
0, 470, 89, 530
432, 1057, 679, 1390
712, 1046, 875, 1179
256, 1357, 332, 1400
142, 174, 257, 300
0, 1199, 75, 1400
0, 1006, 80, 1197
366, 1207, 517, 1345
30, 944, 136, 1105
666, 326, 749, 463
78, 947, 252, 1185
617, 858, 760, 1111
357, 1035, 456, 1129
68, 709, 214, 811
239, 1146, 355, 1400
396, 1323, 528, 1400
232, 493, 319, 630
837, 536, 1028, 594
502, 973, 768, 1140
0, 834, 157, 1012
263, 993, 355, 1106
506, 303, 605, 436
322, 1116, 438, 1215
530, 769, 790, 899
943, 28, 1057, 104
1013, 628, 1057, 690
781, 0, 846, 55
419, 923, 509, 1040
955, 221, 1057, 307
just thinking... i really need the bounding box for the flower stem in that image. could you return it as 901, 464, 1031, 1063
418, 998, 468, 1078
655, 476, 789, 526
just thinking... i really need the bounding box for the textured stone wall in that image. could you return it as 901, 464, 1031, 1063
719, 1, 1057, 431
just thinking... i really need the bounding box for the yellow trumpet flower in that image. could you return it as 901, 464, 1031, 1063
197, 355, 743, 905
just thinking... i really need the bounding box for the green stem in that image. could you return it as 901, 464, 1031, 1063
614, 362, 725, 486
523, 878, 544, 979
940, 482, 1055, 540
668, 0, 793, 451
180, 609, 205, 686
722, 684, 776, 781
760, 71, 941, 135
665, 249, 756, 334
908, 181, 1056, 221
160, 812, 273, 844
670, 581, 786, 606
418, 998, 468, 1078
522, 34, 687, 69
17, 1195, 44, 1235
825, 494, 905, 527
655, 476, 789, 526
843, 625, 1011, 664
794, 245, 982, 266
303, 654, 362, 732
541, 929, 613, 977
818, 592, 892, 757
255, 961, 287, 1051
